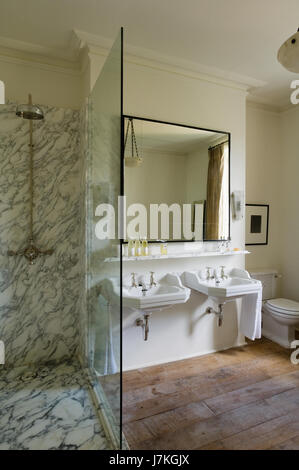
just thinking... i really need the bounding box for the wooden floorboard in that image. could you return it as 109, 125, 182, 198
123, 340, 285, 392
269, 434, 299, 450
199, 403, 299, 450
123, 339, 299, 450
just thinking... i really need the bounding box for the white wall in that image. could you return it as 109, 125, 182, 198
245, 104, 282, 275
120, 61, 247, 370
280, 107, 299, 301
126, 150, 187, 239
0, 57, 83, 109
126, 150, 187, 207
246, 103, 299, 303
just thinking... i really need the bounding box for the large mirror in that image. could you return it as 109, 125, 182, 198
123, 116, 230, 242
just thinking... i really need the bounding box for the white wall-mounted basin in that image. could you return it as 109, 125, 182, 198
99, 273, 190, 313
183, 268, 261, 303
122, 284, 189, 311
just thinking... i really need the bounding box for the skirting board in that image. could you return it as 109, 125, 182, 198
123, 340, 248, 372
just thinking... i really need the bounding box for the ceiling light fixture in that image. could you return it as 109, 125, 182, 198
277, 27, 299, 72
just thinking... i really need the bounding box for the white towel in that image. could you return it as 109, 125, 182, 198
240, 285, 262, 340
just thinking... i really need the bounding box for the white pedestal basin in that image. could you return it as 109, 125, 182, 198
183, 268, 261, 303
99, 273, 190, 312
123, 273, 190, 312
123, 283, 189, 311
98, 273, 190, 341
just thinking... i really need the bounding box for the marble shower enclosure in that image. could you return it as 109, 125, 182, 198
0, 104, 82, 367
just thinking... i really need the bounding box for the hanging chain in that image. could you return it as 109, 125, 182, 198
124, 117, 140, 160
130, 118, 140, 160
124, 117, 130, 148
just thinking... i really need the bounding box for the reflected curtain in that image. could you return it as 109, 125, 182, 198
205, 143, 226, 240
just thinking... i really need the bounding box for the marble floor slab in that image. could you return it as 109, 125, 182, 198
0, 361, 111, 450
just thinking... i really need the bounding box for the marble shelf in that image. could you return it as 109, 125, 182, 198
105, 250, 250, 262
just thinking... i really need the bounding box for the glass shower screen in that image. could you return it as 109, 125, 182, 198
87, 28, 123, 448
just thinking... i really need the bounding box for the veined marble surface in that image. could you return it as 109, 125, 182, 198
0, 104, 81, 366
0, 362, 111, 450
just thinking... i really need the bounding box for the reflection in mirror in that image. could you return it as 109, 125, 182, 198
124, 116, 230, 242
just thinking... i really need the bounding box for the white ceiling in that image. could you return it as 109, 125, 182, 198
0, 0, 299, 108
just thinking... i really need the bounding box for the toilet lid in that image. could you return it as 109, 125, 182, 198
266, 298, 299, 313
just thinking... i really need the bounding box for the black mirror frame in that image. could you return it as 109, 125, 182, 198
121, 114, 231, 243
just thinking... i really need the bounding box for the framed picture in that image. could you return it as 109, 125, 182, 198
245, 204, 269, 245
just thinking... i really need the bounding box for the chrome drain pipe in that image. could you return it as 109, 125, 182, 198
206, 304, 224, 327
136, 314, 151, 340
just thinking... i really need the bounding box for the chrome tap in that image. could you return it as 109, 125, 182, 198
220, 266, 228, 280
131, 272, 137, 288
150, 271, 157, 288
206, 267, 214, 281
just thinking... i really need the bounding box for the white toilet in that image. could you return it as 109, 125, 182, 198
250, 269, 299, 348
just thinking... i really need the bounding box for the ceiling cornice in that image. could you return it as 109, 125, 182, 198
246, 99, 282, 113
246, 97, 299, 113
279, 102, 299, 113
0, 30, 268, 93
0, 35, 81, 75
73, 29, 267, 93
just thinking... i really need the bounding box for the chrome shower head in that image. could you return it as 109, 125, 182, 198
16, 94, 44, 120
